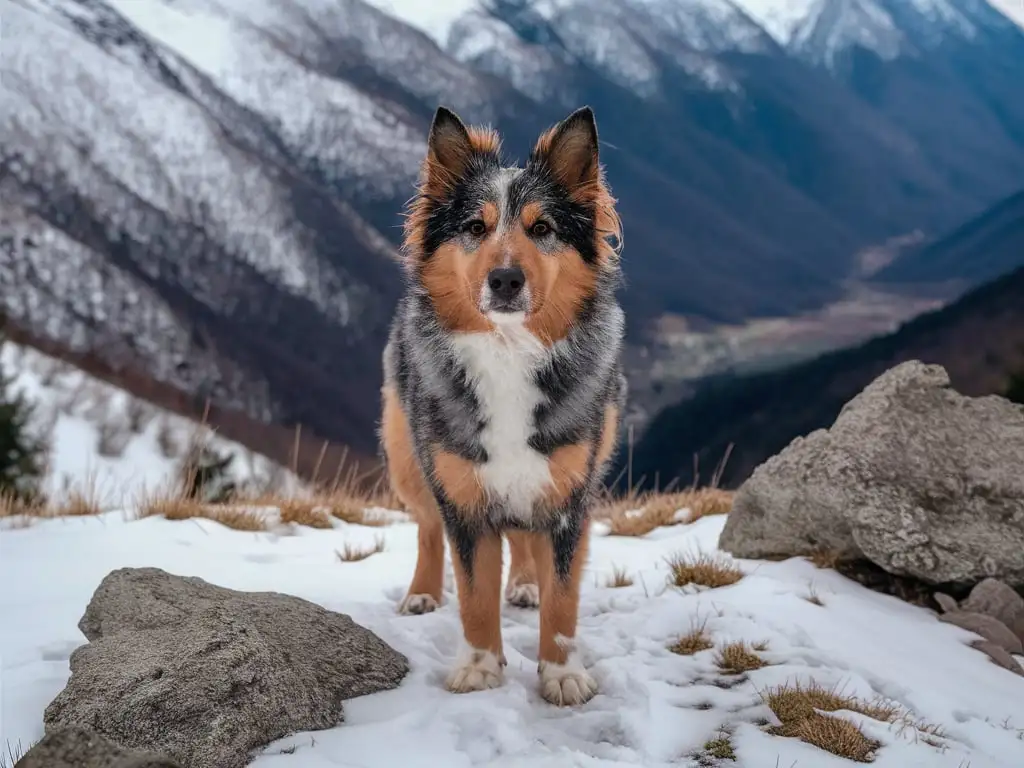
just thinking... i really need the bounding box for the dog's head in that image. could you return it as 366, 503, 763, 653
404, 106, 621, 344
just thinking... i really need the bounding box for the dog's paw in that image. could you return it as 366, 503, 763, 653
539, 658, 598, 706
398, 593, 439, 615
505, 581, 540, 608
446, 648, 504, 694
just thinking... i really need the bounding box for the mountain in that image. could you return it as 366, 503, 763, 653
627, 258, 1024, 492
3, 0, 1024, 458
873, 188, 1024, 287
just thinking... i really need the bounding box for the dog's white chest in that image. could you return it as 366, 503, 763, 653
452, 323, 551, 516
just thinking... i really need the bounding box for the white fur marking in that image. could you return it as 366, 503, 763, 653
539, 638, 597, 706
452, 322, 551, 520
505, 580, 541, 608
446, 645, 504, 693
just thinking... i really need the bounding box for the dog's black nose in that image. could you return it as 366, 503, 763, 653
487, 266, 525, 301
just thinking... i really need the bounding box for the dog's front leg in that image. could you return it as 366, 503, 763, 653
529, 506, 597, 706
441, 510, 506, 693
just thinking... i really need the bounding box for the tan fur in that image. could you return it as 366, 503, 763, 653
381, 386, 445, 603
431, 447, 486, 510
467, 126, 501, 155
506, 531, 538, 593
522, 243, 598, 346
419, 242, 495, 333
529, 522, 591, 666
450, 532, 505, 656
545, 441, 593, 508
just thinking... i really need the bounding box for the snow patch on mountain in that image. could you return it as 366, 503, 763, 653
730, 0, 817, 43
987, 0, 1024, 29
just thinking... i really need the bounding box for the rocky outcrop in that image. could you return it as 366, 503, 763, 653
44, 568, 409, 768
719, 361, 1024, 586
17, 725, 182, 768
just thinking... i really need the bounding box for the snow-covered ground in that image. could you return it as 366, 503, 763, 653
3, 509, 1022, 766
1, 342, 295, 506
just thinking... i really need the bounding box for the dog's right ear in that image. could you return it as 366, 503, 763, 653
424, 107, 473, 194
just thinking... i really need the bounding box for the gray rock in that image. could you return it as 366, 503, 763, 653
939, 611, 1024, 655
17, 725, 182, 768
932, 592, 959, 613
961, 578, 1024, 642
45, 568, 409, 768
720, 361, 1024, 586
970, 640, 1024, 677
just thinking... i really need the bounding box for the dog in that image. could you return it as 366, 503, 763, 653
379, 105, 626, 706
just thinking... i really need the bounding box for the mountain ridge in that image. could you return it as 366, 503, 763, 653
4, 0, 1024, 455
627, 190, 1024, 490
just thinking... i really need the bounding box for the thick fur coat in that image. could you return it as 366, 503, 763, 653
379, 105, 626, 705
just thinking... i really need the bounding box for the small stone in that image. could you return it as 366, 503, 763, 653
961, 578, 1024, 642
940, 611, 1023, 655
933, 592, 959, 613
18, 725, 182, 768
970, 640, 1024, 677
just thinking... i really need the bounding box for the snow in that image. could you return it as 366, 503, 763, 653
988, 0, 1024, 29
363, 0, 483, 46
729, 0, 818, 44
3, 508, 1023, 765
1, 342, 295, 507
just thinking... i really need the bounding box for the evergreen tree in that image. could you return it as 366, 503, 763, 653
0, 315, 46, 501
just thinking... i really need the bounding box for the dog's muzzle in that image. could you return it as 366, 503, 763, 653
483, 266, 529, 314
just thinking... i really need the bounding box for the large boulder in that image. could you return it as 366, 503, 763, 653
719, 361, 1024, 586
18, 725, 182, 768
45, 568, 409, 768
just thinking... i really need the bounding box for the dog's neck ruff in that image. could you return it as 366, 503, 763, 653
450, 320, 552, 520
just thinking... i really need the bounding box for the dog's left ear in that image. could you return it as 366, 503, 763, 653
532, 106, 600, 192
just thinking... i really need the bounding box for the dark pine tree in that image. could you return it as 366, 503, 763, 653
0, 313, 46, 502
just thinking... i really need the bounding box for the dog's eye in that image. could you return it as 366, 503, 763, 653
464, 220, 487, 237
529, 221, 551, 237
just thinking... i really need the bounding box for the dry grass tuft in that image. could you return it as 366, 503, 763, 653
336, 536, 386, 562
715, 641, 768, 674
804, 582, 825, 606
605, 565, 634, 588
278, 499, 334, 529
762, 680, 905, 762
808, 548, 844, 570
670, 621, 714, 656
595, 487, 734, 537
0, 492, 40, 519
50, 486, 104, 517
781, 712, 880, 763
135, 488, 269, 532
667, 552, 744, 589
763, 681, 899, 725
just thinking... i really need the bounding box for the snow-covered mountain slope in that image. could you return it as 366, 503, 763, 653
4, 0, 1024, 458
3, 512, 1023, 765
2, 341, 298, 507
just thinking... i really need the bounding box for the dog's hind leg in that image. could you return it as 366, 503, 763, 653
382, 386, 444, 615
505, 531, 540, 608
